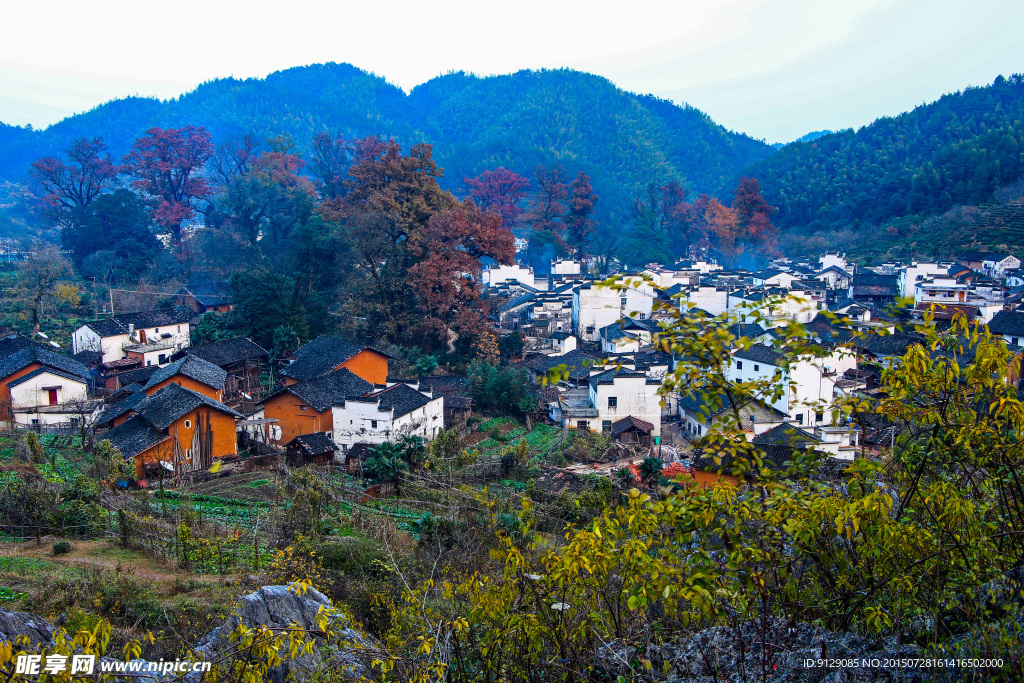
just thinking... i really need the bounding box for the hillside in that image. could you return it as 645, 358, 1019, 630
746, 74, 1024, 239
0, 63, 772, 227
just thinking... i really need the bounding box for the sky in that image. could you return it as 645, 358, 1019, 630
1, 0, 1022, 143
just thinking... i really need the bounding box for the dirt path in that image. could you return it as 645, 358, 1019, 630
0, 539, 225, 583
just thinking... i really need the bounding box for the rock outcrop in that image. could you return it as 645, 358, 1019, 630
193, 585, 375, 683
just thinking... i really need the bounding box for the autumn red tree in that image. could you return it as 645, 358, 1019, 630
704, 197, 743, 264
524, 165, 568, 238
465, 167, 530, 231
309, 132, 354, 199
409, 199, 515, 343
564, 171, 598, 260
122, 126, 214, 242
30, 137, 118, 225
731, 176, 778, 256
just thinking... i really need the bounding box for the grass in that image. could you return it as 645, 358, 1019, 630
0, 557, 57, 574
246, 479, 271, 489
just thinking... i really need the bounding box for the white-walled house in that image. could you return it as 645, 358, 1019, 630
0, 345, 100, 430
726, 344, 855, 428
572, 278, 655, 342
677, 286, 729, 316
819, 253, 849, 273
483, 264, 546, 291
587, 367, 662, 437
899, 262, 950, 299
551, 259, 581, 276
552, 366, 662, 438
331, 382, 444, 451
72, 310, 191, 366
988, 310, 1024, 346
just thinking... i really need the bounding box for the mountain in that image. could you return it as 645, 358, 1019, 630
0, 63, 773, 227
745, 74, 1024, 239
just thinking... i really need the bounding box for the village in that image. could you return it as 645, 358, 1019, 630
0, 247, 1019, 497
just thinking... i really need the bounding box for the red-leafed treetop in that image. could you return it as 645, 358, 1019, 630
122, 126, 214, 242
564, 171, 598, 260
465, 167, 530, 231
30, 137, 118, 224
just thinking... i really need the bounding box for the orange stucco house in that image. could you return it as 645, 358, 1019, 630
141, 355, 227, 400
103, 383, 242, 479
280, 336, 391, 386
258, 369, 372, 445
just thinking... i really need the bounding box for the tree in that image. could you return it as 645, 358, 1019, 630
30, 137, 118, 226
309, 132, 354, 199
364, 442, 409, 494
564, 171, 597, 260
465, 167, 530, 231
122, 126, 214, 242
408, 200, 515, 344
524, 165, 567, 238
732, 176, 778, 258
704, 197, 743, 265
18, 243, 73, 335
63, 189, 162, 281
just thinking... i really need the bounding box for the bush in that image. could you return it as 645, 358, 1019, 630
93, 571, 161, 629
52, 541, 72, 556
320, 538, 391, 579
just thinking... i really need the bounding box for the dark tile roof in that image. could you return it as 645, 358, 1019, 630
852, 272, 898, 286
178, 282, 231, 306
282, 369, 373, 412
858, 332, 925, 359
360, 382, 435, 418
959, 251, 1012, 262
521, 349, 601, 382
132, 383, 242, 431
733, 344, 783, 365
611, 416, 654, 435
752, 423, 819, 446
0, 346, 90, 382
282, 335, 381, 381
111, 366, 159, 386
417, 375, 469, 392
988, 310, 1024, 337
103, 415, 170, 459
727, 323, 767, 339
143, 355, 227, 392
178, 337, 269, 367
0, 333, 36, 359
550, 331, 572, 340
82, 310, 190, 338
96, 387, 148, 428
588, 367, 649, 389
285, 432, 338, 456
6, 366, 87, 389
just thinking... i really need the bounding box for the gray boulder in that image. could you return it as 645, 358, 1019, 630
0, 610, 56, 647
193, 585, 375, 683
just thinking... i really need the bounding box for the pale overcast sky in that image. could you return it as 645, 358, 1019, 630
1, 0, 1021, 142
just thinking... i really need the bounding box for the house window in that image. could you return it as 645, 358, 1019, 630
639, 313, 646, 319
371, 420, 378, 429
146, 360, 152, 366
586, 326, 595, 335
47, 389, 58, 406
155, 328, 159, 333
795, 414, 803, 425
577, 420, 589, 431
184, 420, 192, 429
736, 361, 743, 370
815, 411, 824, 422
177, 326, 181, 333
620, 297, 627, 307
301, 406, 306, 412
608, 396, 617, 408
602, 420, 612, 433
158, 354, 167, 364
754, 364, 759, 371
1013, 337, 1019, 345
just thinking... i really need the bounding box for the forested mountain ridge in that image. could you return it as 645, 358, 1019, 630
746, 74, 1024, 238
0, 63, 772, 227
